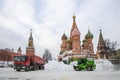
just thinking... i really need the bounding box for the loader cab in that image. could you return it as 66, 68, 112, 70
78, 58, 87, 65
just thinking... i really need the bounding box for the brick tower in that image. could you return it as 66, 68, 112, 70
71, 15, 81, 52
97, 29, 106, 58
85, 30, 94, 54
26, 29, 35, 55
17, 46, 22, 54
60, 33, 67, 55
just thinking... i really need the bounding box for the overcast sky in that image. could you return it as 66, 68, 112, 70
0, 0, 120, 58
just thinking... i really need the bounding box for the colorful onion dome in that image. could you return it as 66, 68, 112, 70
85, 30, 93, 39
61, 33, 67, 40
82, 39, 87, 43
65, 40, 72, 45
72, 27, 80, 37
59, 51, 64, 55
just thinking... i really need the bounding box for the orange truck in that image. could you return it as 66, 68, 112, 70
14, 54, 46, 71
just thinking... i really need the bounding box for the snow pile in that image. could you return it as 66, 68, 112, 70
95, 59, 113, 71
70, 61, 78, 66
0, 61, 13, 67
45, 59, 113, 71
45, 60, 73, 71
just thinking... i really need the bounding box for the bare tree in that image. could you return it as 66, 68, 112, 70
43, 49, 53, 62
105, 39, 117, 54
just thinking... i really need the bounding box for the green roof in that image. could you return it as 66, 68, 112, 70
62, 33, 67, 40
59, 51, 64, 55
82, 39, 87, 42
85, 30, 93, 39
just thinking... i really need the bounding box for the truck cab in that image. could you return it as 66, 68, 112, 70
14, 56, 30, 71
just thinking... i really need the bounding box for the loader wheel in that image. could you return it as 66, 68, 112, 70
73, 66, 79, 71
87, 66, 93, 71
73, 66, 76, 70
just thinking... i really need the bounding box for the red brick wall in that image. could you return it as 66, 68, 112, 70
0, 49, 22, 61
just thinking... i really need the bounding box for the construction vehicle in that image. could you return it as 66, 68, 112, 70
73, 58, 96, 71
14, 54, 46, 71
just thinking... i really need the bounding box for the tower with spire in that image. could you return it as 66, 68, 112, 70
71, 15, 81, 52
60, 33, 67, 55
85, 30, 94, 53
17, 46, 22, 54
26, 29, 35, 55
70, 15, 78, 39
97, 29, 106, 58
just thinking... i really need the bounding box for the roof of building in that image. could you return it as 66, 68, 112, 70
72, 27, 80, 37
83, 39, 87, 42
85, 30, 93, 39
65, 40, 72, 44
61, 33, 67, 40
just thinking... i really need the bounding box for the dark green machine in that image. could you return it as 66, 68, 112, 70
73, 58, 96, 71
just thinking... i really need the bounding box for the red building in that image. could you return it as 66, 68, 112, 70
0, 29, 35, 64
0, 48, 22, 62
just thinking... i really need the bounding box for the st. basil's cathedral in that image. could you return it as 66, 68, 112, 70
58, 15, 106, 61
0, 15, 107, 62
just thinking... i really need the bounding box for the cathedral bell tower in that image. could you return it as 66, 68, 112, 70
97, 29, 106, 58
26, 29, 35, 55
71, 15, 81, 52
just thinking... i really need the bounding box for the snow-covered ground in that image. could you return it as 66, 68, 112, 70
0, 67, 120, 80
0, 59, 120, 80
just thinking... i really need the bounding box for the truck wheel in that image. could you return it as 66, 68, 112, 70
25, 67, 30, 71
16, 69, 21, 71
42, 66, 44, 70
33, 67, 37, 70
38, 66, 41, 70
41, 66, 44, 70
37, 66, 39, 70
